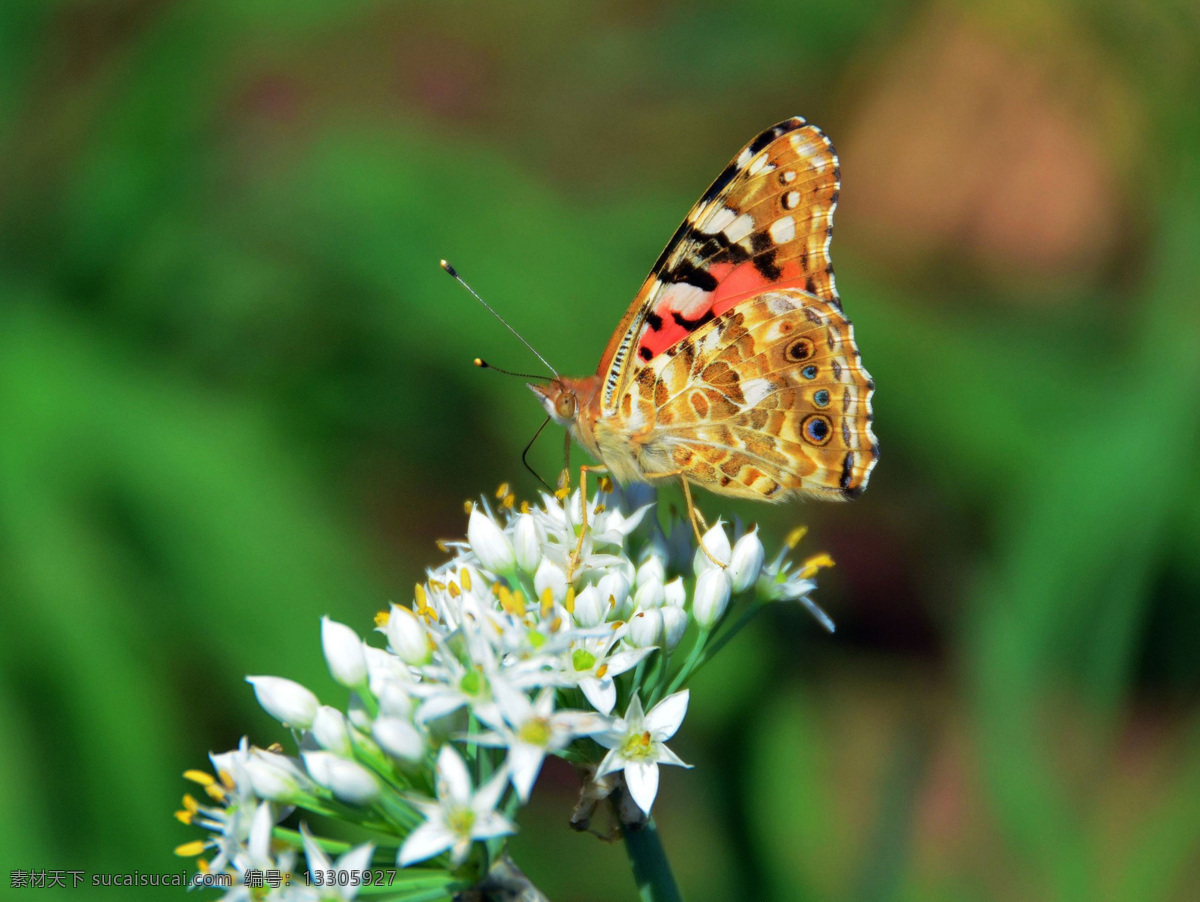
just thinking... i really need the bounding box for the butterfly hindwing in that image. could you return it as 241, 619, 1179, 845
596, 117, 842, 414
622, 290, 877, 501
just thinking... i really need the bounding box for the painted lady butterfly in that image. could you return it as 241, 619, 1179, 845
529, 117, 878, 525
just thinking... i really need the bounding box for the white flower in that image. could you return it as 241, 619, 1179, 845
468, 506, 516, 573
597, 571, 631, 619
322, 617, 368, 688
398, 745, 515, 867
596, 691, 692, 815
553, 629, 652, 715
384, 605, 431, 666
242, 749, 311, 803
693, 568, 732, 629
302, 752, 380, 806
300, 825, 374, 900
476, 686, 608, 801
247, 676, 319, 729
728, 529, 765, 593
759, 551, 834, 632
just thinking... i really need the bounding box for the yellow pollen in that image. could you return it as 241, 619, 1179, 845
461, 569, 472, 591
436, 539, 449, 552
496, 482, 511, 499
181, 794, 199, 813
565, 586, 576, 613
218, 769, 235, 791
554, 486, 570, 501
501, 493, 516, 510
374, 609, 390, 627
266, 742, 283, 754
429, 579, 446, 591
607, 594, 616, 609
799, 552, 835, 578
550, 616, 562, 631
174, 840, 207, 858
464, 500, 474, 514
449, 581, 461, 597
540, 587, 554, 613
520, 500, 532, 514
596, 663, 609, 678
183, 769, 214, 787
203, 783, 225, 802
786, 525, 808, 549
599, 476, 613, 493
197, 859, 211, 875
594, 504, 606, 514
174, 809, 193, 825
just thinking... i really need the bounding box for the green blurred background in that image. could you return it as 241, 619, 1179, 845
3, 1, 1199, 899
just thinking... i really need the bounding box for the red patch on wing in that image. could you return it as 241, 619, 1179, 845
635, 261, 805, 362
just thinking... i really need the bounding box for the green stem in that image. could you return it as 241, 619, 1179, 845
622, 817, 683, 902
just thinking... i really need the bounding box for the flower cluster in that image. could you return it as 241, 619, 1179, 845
176, 482, 834, 899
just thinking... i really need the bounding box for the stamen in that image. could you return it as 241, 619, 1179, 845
183, 769, 215, 787
495, 483, 511, 499
374, 610, 389, 627
174, 840, 207, 857
565, 586, 576, 613
786, 525, 808, 549
460, 569, 472, 592
799, 552, 835, 578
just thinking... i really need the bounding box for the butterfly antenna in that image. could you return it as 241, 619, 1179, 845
440, 260, 558, 376
474, 358, 551, 382
522, 416, 554, 491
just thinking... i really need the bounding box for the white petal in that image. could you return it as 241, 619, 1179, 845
310, 705, 352, 756
468, 507, 516, 573
693, 521, 732, 573
624, 760, 660, 815
653, 743, 692, 769
474, 763, 512, 813
372, 716, 425, 765
398, 820, 454, 866
247, 802, 275, 863
693, 569, 732, 628
385, 605, 430, 665
623, 692, 647, 727
644, 690, 689, 739
513, 514, 544, 573
507, 744, 546, 802
470, 809, 517, 841
434, 745, 473, 805
604, 646, 654, 677
300, 824, 332, 874
579, 676, 616, 715
728, 530, 765, 593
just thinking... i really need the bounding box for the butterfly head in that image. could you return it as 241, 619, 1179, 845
528, 379, 579, 427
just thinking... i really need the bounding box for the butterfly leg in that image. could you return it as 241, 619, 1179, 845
567, 464, 611, 582
640, 470, 725, 568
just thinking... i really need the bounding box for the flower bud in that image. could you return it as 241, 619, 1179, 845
534, 557, 568, 604
247, 676, 319, 729
633, 578, 664, 611
728, 529, 765, 593
302, 752, 380, 805
660, 605, 688, 650
663, 577, 686, 608
627, 609, 663, 648
311, 705, 353, 756
693, 521, 732, 574
386, 605, 430, 665
467, 507, 516, 573
513, 514, 543, 573
572, 584, 604, 628
636, 554, 666, 589
372, 717, 425, 765
244, 750, 308, 802
321, 617, 367, 687
693, 568, 732, 628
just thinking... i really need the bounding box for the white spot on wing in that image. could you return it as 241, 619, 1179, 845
741, 378, 776, 407
661, 282, 711, 318
784, 191, 800, 209
724, 213, 754, 243
766, 294, 799, 315
698, 206, 736, 235
747, 154, 775, 176
769, 216, 796, 244
736, 148, 752, 168
782, 170, 796, 183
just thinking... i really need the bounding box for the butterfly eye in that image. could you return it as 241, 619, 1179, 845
786, 338, 814, 362
557, 394, 577, 419
801, 365, 819, 380
802, 415, 831, 445
813, 389, 830, 408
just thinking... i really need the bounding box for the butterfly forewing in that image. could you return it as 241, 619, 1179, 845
596, 117, 842, 413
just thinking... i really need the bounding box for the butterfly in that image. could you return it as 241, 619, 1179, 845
528, 117, 878, 542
